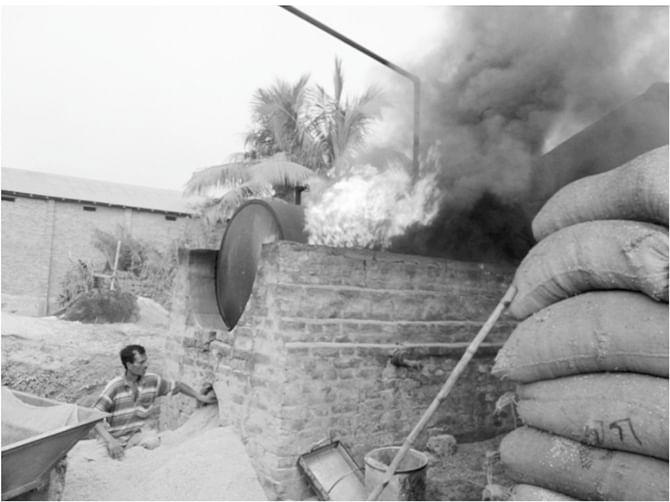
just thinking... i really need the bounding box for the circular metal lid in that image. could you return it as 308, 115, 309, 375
215, 198, 307, 329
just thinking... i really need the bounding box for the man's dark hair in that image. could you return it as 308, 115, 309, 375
120, 344, 146, 369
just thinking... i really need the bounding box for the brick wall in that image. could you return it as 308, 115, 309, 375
163, 241, 517, 500
1, 195, 202, 315
1, 196, 54, 314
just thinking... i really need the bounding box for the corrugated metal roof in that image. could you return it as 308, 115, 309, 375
1, 167, 193, 215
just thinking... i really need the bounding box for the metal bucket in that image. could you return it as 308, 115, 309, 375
364, 446, 428, 501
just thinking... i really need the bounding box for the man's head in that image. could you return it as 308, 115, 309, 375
120, 344, 147, 375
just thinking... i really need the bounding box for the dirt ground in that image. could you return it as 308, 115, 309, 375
1, 298, 170, 406
1, 304, 513, 501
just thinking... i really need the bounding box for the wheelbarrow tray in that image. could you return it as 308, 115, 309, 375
2, 389, 108, 500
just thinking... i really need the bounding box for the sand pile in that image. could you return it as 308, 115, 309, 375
63, 406, 267, 501
135, 296, 170, 328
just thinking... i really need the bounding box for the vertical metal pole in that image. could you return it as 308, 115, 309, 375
44, 199, 57, 315
110, 240, 121, 291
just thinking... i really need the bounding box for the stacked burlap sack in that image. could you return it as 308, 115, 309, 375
491, 145, 669, 501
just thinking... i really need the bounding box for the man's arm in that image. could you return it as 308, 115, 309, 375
93, 385, 125, 460
174, 381, 217, 405
94, 422, 124, 460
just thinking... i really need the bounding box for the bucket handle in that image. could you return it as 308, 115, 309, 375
326, 466, 365, 495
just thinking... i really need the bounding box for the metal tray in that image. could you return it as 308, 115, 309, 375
298, 440, 367, 501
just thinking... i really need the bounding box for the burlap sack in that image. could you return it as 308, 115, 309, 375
509, 220, 668, 320
533, 145, 669, 241
493, 291, 668, 382
500, 426, 669, 501
516, 373, 668, 460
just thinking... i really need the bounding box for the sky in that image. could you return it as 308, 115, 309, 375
1, 5, 446, 192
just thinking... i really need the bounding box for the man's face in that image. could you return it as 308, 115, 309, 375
127, 350, 148, 378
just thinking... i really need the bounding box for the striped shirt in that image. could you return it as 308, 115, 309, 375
94, 372, 175, 439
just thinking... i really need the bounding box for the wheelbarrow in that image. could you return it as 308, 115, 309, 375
2, 387, 108, 500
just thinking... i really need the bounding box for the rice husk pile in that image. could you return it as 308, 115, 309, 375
63, 406, 267, 501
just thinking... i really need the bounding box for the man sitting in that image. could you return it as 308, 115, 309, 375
94, 344, 216, 459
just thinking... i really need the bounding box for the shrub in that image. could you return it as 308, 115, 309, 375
92, 227, 148, 276
57, 259, 95, 309
90, 227, 181, 309
136, 245, 179, 309
61, 289, 138, 323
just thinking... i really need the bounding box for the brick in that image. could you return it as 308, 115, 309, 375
278, 319, 306, 333
233, 334, 254, 353
208, 340, 231, 358
332, 402, 356, 414
337, 368, 355, 380
253, 353, 273, 366
310, 322, 342, 339
286, 344, 310, 356
230, 359, 247, 371
357, 368, 372, 379
306, 346, 340, 358
332, 357, 362, 369
182, 338, 197, 348
321, 367, 337, 380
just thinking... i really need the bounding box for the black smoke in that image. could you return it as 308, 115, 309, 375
389, 191, 534, 265
379, 6, 669, 264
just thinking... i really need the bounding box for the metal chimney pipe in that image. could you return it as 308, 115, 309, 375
280, 5, 422, 181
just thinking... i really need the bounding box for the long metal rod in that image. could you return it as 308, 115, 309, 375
367, 285, 518, 501
280, 5, 421, 180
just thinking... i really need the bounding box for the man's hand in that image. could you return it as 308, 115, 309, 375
106, 438, 124, 460
176, 381, 218, 406
198, 390, 217, 406
95, 421, 124, 460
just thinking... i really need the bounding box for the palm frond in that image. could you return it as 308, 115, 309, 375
191, 181, 274, 224
332, 57, 344, 107
249, 154, 315, 186
349, 87, 386, 117
249, 75, 312, 157
184, 160, 257, 195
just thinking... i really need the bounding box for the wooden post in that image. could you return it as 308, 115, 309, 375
367, 285, 517, 501
109, 240, 122, 291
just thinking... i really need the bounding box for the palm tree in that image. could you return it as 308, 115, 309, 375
184, 58, 383, 223
302, 58, 383, 176
244, 74, 322, 168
